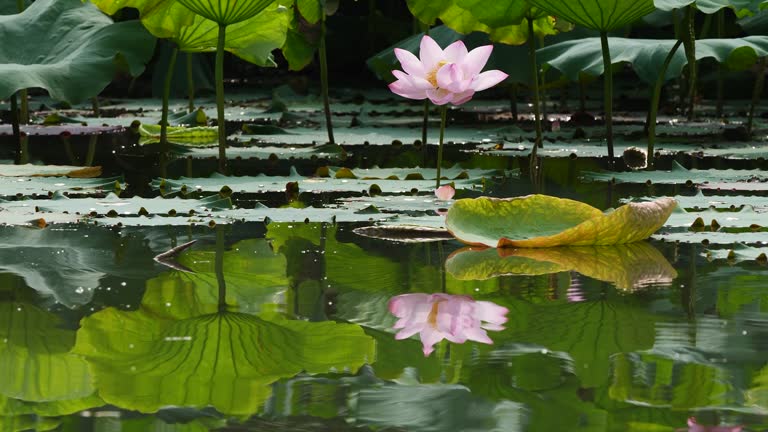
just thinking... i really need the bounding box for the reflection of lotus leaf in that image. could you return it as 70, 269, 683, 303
75, 307, 375, 415
0, 225, 157, 308
446, 242, 677, 290
0, 302, 100, 418
446, 195, 676, 248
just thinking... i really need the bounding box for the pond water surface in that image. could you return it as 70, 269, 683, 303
1, 220, 766, 431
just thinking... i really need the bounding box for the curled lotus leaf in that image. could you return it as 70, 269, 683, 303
445, 195, 677, 248
176, 0, 276, 25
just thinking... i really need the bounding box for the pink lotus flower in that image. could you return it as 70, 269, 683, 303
388, 293, 509, 356
435, 184, 455, 201
389, 36, 509, 106
684, 418, 742, 432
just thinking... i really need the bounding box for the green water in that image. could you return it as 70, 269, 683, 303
0, 221, 765, 432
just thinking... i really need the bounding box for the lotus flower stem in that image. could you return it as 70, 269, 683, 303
683, 5, 697, 121
436, 105, 447, 189
716, 10, 725, 117
529, 18, 543, 150
648, 40, 684, 170
747, 57, 767, 136
319, 14, 335, 144
187, 53, 195, 113
600, 31, 615, 166
16, 0, 27, 125
160, 46, 179, 178
215, 23, 228, 173
528, 17, 543, 184
510, 83, 518, 122
10, 93, 21, 164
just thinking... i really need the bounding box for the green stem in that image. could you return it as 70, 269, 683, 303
92, 97, 100, 117
187, 52, 195, 113
529, 18, 543, 149
10, 93, 21, 164
435, 105, 447, 189
85, 134, 97, 167
215, 24, 228, 174
699, 13, 712, 39
747, 57, 766, 136
319, 14, 335, 144
683, 5, 697, 121
716, 9, 725, 117
648, 40, 684, 170
510, 83, 518, 122
600, 31, 615, 165
160, 47, 179, 178
19, 90, 28, 125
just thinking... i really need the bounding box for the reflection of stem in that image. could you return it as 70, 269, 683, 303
600, 31, 615, 166
747, 57, 766, 136
319, 14, 335, 145
435, 105, 447, 189
215, 226, 227, 313
160, 47, 179, 178
215, 24, 228, 174
187, 53, 195, 113
683, 244, 697, 320
438, 241, 446, 294
647, 40, 683, 170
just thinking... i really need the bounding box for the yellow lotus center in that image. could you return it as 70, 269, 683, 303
426, 61, 448, 88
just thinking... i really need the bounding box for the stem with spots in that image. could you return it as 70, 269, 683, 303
435, 105, 447, 189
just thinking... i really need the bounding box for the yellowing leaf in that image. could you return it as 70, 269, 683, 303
445, 195, 677, 248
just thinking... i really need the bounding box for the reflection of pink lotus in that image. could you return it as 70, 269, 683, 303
388, 293, 509, 356
389, 36, 508, 106
684, 417, 743, 432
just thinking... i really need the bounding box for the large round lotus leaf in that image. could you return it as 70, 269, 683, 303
445, 195, 677, 248
446, 243, 677, 290
538, 36, 768, 84
89, 0, 195, 38
176, 0, 276, 25
0, 0, 155, 104
527, 0, 656, 31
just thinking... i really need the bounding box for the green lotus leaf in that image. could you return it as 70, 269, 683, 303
0, 416, 60, 432
527, 0, 656, 31
0, 0, 156, 103
405, 0, 549, 45
177, 0, 276, 25
0, 302, 99, 411
446, 242, 677, 290
655, 0, 767, 16
747, 364, 768, 408
445, 195, 677, 248
89, 0, 195, 38
173, 3, 290, 66
538, 36, 768, 84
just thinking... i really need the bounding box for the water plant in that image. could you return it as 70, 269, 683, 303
388, 35, 507, 188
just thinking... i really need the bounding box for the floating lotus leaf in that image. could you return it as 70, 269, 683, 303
446, 242, 677, 290
0, 0, 155, 103
139, 124, 219, 145
527, 0, 656, 31
176, 0, 276, 25
0, 164, 101, 178
539, 36, 768, 84
655, 0, 767, 15
445, 195, 677, 248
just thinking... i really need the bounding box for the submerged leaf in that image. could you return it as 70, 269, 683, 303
445, 195, 677, 248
